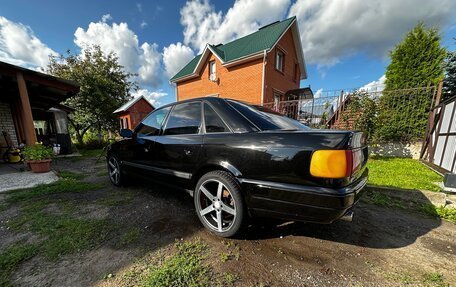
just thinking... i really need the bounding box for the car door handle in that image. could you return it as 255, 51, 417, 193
184, 149, 192, 155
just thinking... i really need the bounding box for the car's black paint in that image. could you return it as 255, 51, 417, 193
108, 97, 368, 224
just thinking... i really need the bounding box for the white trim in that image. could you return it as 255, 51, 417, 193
291, 22, 307, 79
268, 18, 307, 80
113, 95, 154, 114
261, 50, 266, 104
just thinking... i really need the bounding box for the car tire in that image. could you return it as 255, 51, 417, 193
194, 170, 245, 238
107, 155, 128, 186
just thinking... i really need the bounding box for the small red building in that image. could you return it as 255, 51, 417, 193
113, 96, 154, 130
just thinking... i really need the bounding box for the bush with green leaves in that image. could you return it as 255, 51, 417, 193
22, 143, 54, 161
341, 91, 378, 142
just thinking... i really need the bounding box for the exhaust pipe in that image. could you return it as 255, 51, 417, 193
340, 210, 354, 222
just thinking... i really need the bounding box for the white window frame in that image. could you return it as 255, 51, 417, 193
209, 60, 216, 79
275, 50, 284, 72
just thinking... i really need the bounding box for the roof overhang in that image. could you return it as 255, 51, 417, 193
268, 18, 307, 80
113, 95, 154, 114
0, 61, 80, 110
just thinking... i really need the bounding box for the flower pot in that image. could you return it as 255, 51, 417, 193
27, 159, 52, 173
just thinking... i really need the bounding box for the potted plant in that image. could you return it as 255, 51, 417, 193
23, 143, 54, 173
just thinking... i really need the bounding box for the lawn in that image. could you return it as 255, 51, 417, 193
367, 156, 442, 192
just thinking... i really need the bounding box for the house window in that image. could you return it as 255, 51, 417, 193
275, 50, 284, 72
209, 60, 216, 80
273, 93, 281, 111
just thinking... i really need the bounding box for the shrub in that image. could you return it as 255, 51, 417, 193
22, 143, 54, 161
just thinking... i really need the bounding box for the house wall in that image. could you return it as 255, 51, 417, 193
127, 98, 154, 128
176, 54, 264, 104
118, 113, 131, 130
264, 29, 300, 103
0, 101, 18, 146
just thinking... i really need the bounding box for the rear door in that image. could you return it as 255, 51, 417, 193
154, 101, 203, 187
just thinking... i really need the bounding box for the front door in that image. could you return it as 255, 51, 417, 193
123, 106, 171, 177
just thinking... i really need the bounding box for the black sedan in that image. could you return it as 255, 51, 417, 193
107, 97, 368, 237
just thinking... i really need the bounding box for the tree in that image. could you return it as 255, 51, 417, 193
377, 23, 446, 142
385, 22, 446, 90
443, 39, 456, 100
48, 46, 137, 145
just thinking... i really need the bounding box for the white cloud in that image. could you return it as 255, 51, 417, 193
359, 75, 386, 92
74, 17, 162, 87
140, 20, 148, 28
180, 0, 291, 52
313, 88, 323, 98
0, 16, 57, 68
101, 14, 112, 23
289, 0, 456, 67
136, 3, 143, 12
163, 42, 195, 79
131, 88, 167, 106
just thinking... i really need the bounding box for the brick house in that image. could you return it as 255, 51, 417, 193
113, 95, 155, 130
170, 16, 307, 105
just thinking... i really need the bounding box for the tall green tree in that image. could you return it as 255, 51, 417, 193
443, 39, 456, 99
48, 45, 137, 145
377, 23, 446, 142
385, 22, 446, 90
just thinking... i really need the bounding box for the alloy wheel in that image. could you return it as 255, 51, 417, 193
196, 179, 237, 232
108, 157, 120, 185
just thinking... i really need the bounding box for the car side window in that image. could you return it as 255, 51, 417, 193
136, 107, 171, 137
163, 102, 202, 135
204, 103, 229, 133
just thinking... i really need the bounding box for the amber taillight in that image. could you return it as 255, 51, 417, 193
310, 149, 363, 179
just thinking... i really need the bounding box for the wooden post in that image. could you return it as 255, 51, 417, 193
16, 72, 37, 145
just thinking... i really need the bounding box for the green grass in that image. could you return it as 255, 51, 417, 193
423, 272, 449, 287
6, 179, 104, 203
120, 227, 141, 246
368, 156, 442, 191
96, 190, 135, 206
0, 167, 114, 285
79, 148, 105, 158
0, 243, 38, 287
421, 204, 456, 223
142, 239, 210, 287
57, 170, 86, 180
8, 200, 112, 260
363, 191, 406, 209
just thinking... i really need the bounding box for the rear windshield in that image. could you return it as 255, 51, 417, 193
227, 100, 310, 131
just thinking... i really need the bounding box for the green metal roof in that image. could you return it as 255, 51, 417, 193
170, 16, 296, 82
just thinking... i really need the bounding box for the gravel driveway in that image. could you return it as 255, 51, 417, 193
1, 156, 454, 286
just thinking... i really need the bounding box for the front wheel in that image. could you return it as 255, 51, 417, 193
194, 171, 245, 237
107, 155, 127, 186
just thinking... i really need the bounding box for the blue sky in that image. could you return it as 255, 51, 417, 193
0, 0, 455, 106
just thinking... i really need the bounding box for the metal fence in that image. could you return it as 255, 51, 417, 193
263, 85, 437, 142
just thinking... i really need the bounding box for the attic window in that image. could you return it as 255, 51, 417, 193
209, 60, 216, 81
275, 49, 284, 72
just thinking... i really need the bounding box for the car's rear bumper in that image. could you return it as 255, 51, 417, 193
239, 169, 368, 223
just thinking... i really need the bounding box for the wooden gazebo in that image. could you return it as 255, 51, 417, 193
0, 61, 79, 146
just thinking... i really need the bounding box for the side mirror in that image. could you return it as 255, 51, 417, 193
119, 128, 133, 138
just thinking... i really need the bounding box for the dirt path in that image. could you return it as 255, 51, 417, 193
0, 156, 455, 286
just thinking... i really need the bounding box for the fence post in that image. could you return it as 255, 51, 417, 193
420, 81, 443, 160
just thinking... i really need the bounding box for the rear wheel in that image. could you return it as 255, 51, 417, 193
107, 155, 127, 186
194, 171, 245, 237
